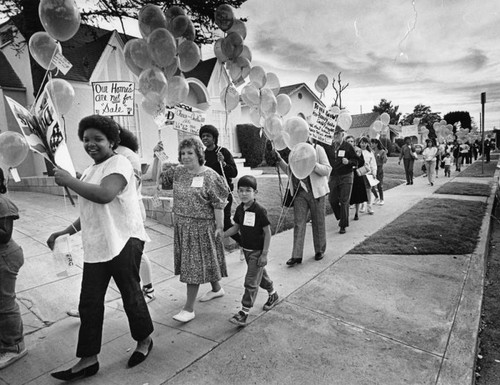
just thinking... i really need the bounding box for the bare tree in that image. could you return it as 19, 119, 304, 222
331, 72, 349, 110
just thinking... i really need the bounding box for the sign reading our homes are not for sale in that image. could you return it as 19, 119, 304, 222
92, 81, 135, 116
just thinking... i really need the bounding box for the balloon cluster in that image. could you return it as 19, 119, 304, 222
0, 131, 30, 168
433, 120, 455, 142
370, 112, 391, 137
124, 4, 202, 115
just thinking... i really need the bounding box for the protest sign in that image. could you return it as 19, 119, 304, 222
401, 125, 419, 138
92, 81, 135, 116
154, 104, 206, 135
309, 102, 336, 145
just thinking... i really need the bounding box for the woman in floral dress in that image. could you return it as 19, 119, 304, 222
160, 137, 228, 323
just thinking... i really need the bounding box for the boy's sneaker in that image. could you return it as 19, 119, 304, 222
263, 292, 279, 311
229, 311, 248, 327
378, 200, 384, 206
0, 348, 28, 369
143, 287, 156, 304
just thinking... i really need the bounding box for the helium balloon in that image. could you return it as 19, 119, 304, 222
265, 72, 280, 95
264, 114, 283, 140
141, 92, 166, 116
227, 19, 247, 40
227, 60, 242, 82
138, 67, 168, 97
214, 38, 229, 63
163, 56, 179, 79
221, 32, 243, 60
289, 142, 316, 179
44, 78, 75, 115
127, 38, 153, 70
28, 32, 62, 70
274, 131, 290, 151
372, 120, 383, 132
166, 76, 189, 106
380, 112, 390, 125
440, 120, 447, 126
123, 41, 143, 76
249, 107, 263, 127
284, 116, 309, 148
337, 112, 352, 130
329, 105, 341, 115
220, 85, 239, 112
170, 15, 192, 38
165, 5, 186, 26
147, 28, 176, 67
39, 0, 81, 42
249, 66, 267, 89
241, 83, 260, 107
215, 4, 234, 32
0, 131, 30, 168
177, 40, 200, 72
276, 94, 292, 116
138, 4, 167, 38
314, 74, 328, 93
260, 88, 277, 117
380, 125, 390, 136
240, 45, 252, 62
433, 121, 440, 130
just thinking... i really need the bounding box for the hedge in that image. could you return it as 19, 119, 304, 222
236, 124, 266, 168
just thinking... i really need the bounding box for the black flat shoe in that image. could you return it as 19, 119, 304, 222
354, 214, 359, 220
286, 258, 302, 266
314, 252, 324, 261
339, 227, 346, 234
51, 362, 99, 381
128, 339, 153, 368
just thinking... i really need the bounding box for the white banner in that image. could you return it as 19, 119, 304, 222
401, 125, 419, 138
309, 102, 336, 145
92, 81, 135, 116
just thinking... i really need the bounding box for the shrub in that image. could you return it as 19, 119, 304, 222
236, 124, 266, 167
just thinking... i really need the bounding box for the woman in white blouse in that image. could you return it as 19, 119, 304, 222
358, 137, 377, 214
422, 139, 438, 186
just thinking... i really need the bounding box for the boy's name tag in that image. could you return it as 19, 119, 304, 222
243, 211, 256, 227
191, 176, 204, 188
338, 150, 345, 157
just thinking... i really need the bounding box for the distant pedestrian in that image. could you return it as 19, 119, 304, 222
0, 169, 27, 370
322, 126, 360, 234
371, 138, 387, 205
398, 137, 416, 185
422, 139, 438, 186
224, 176, 279, 327
484, 139, 491, 163
443, 153, 452, 177
348, 139, 367, 221
358, 137, 377, 214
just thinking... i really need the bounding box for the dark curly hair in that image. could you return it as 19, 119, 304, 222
119, 128, 139, 152
0, 168, 6, 194
77, 115, 121, 149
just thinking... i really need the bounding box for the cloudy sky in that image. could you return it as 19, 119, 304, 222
230, 0, 500, 129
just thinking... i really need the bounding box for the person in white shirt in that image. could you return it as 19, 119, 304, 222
358, 137, 377, 214
422, 139, 438, 186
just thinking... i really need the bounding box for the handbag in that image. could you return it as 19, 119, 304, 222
356, 164, 370, 176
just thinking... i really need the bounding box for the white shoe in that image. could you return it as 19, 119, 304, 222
0, 348, 28, 369
373, 198, 380, 205
173, 310, 195, 323
378, 200, 384, 206
367, 207, 374, 215
359, 203, 366, 213
66, 309, 80, 318
199, 288, 225, 302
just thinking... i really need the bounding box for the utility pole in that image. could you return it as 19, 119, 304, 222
481, 92, 486, 173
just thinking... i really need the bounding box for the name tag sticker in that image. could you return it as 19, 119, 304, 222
191, 176, 204, 188
338, 150, 345, 157
243, 211, 256, 227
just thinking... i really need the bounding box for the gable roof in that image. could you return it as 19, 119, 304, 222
0, 50, 24, 89
184, 57, 217, 87
278, 83, 325, 107
350, 112, 380, 128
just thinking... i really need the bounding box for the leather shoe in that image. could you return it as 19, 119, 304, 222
51, 362, 99, 381
339, 227, 346, 234
314, 252, 324, 261
128, 339, 153, 368
286, 258, 302, 266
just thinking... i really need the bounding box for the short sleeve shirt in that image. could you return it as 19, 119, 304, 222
0, 195, 20, 252
79, 154, 149, 263
233, 200, 270, 250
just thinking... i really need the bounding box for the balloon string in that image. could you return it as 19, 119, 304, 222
31, 47, 58, 113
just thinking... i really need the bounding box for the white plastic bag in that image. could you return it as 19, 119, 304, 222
53, 234, 74, 277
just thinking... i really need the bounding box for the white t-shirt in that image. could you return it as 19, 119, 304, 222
361, 149, 377, 176
79, 154, 149, 263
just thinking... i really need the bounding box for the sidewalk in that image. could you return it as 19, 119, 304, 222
1, 159, 497, 385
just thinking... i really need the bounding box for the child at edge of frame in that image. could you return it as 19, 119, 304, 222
223, 175, 279, 327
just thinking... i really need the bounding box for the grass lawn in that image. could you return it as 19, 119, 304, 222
457, 159, 498, 178
435, 182, 492, 196
350, 198, 487, 255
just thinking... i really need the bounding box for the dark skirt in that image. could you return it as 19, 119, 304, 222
350, 172, 368, 204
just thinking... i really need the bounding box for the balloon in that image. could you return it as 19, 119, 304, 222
264, 114, 283, 140
381, 125, 390, 135
227, 60, 242, 82
44, 78, 75, 115
170, 15, 192, 38
276, 94, 292, 116
181, 19, 196, 41
227, 19, 247, 40
28, 32, 62, 70
329, 105, 341, 115
141, 92, 166, 116
289, 142, 316, 179
126, 38, 153, 70
249, 107, 263, 127
433, 121, 440, 130
138, 67, 168, 97
0, 131, 30, 168
241, 83, 260, 107
337, 112, 352, 130
165, 5, 186, 26
138, 4, 167, 38
440, 120, 447, 126
177, 40, 200, 72
372, 120, 383, 132
166, 76, 189, 106
446, 124, 453, 131
163, 57, 179, 79
260, 88, 277, 117
39, 0, 81, 42
240, 45, 252, 62
380, 112, 390, 125
123, 41, 143, 76
265, 72, 280, 95
147, 28, 176, 67
221, 32, 243, 60
214, 4, 234, 32
284, 116, 309, 148
214, 38, 229, 63
249, 66, 267, 89
220, 85, 239, 112
314, 74, 328, 93
273, 131, 290, 151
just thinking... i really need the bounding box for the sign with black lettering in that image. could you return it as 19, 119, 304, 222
92, 81, 135, 116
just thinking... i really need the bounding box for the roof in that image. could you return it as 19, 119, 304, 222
184, 57, 217, 87
350, 112, 380, 128
0, 50, 24, 89
278, 83, 325, 107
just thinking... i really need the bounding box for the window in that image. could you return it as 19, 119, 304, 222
298, 92, 303, 100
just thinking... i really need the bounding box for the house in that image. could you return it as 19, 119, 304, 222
346, 112, 380, 138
